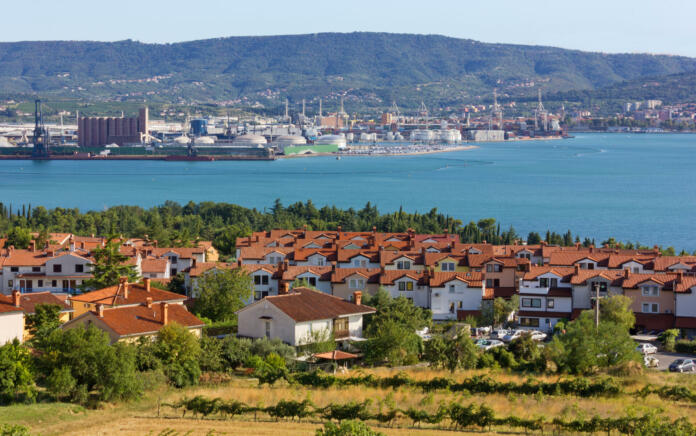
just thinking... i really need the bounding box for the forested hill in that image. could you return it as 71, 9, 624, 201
1, 32, 695, 107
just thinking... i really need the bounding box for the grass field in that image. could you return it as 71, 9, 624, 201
4, 367, 696, 435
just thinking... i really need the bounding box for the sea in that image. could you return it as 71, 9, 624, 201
1, 133, 695, 250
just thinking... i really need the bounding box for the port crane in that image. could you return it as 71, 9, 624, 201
32, 99, 50, 158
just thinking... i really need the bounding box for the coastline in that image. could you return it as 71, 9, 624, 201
279, 144, 479, 158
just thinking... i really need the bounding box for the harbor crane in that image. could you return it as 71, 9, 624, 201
534, 88, 548, 131
32, 99, 50, 158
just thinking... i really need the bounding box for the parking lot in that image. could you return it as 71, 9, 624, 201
650, 350, 696, 372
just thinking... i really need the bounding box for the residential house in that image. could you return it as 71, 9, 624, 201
236, 287, 375, 347
0, 292, 24, 344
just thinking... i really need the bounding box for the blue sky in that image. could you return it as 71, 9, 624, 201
2, 0, 695, 56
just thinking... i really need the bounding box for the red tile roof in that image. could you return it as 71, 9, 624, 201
70, 281, 186, 306
331, 268, 381, 284
94, 303, 204, 337
18, 292, 72, 314
429, 271, 484, 287
260, 287, 375, 322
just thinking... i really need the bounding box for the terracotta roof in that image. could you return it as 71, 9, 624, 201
239, 246, 293, 260
145, 247, 205, 259
141, 258, 169, 274
653, 256, 696, 272
569, 270, 624, 285
314, 350, 358, 360
524, 266, 576, 281
17, 292, 72, 314
379, 269, 426, 285
282, 266, 332, 281
621, 273, 679, 289
0, 296, 23, 314
3, 249, 53, 266
331, 268, 381, 284
70, 281, 186, 306
293, 248, 336, 262
93, 303, 204, 337
259, 287, 375, 322
429, 271, 484, 287
187, 262, 236, 277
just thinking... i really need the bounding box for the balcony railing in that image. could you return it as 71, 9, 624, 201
334, 329, 350, 339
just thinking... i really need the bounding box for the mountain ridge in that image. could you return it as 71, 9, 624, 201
0, 32, 694, 107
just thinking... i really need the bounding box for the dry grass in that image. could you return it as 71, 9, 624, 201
6, 368, 696, 435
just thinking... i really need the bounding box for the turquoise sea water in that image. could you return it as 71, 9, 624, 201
1, 133, 695, 249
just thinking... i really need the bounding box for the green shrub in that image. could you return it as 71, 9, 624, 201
658, 329, 680, 352
675, 339, 696, 354
316, 420, 384, 436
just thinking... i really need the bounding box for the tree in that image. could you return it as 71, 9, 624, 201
508, 332, 541, 362
492, 296, 518, 327
81, 236, 138, 290
0, 340, 35, 405
547, 310, 639, 374
193, 267, 253, 322
167, 272, 187, 295
151, 323, 201, 387
46, 366, 76, 401
316, 420, 385, 436
526, 232, 542, 245
4, 227, 31, 249
213, 224, 251, 257
361, 318, 422, 366
35, 325, 142, 403
599, 295, 635, 331
424, 333, 478, 372
25, 303, 62, 348
658, 329, 679, 352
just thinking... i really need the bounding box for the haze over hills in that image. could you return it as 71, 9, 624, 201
1, 32, 695, 109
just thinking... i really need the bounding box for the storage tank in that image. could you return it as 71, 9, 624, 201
190, 119, 208, 136
410, 129, 435, 142
345, 132, 354, 143
438, 129, 462, 143
314, 134, 347, 149
173, 135, 190, 145
232, 133, 267, 147
193, 136, 215, 145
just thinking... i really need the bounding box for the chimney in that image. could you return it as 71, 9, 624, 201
574, 264, 580, 275
29, 241, 35, 252
69, 236, 75, 252
144, 277, 151, 293
192, 258, 197, 268
97, 303, 104, 318
161, 302, 169, 325
624, 268, 630, 279
280, 282, 290, 295
678, 270, 684, 282
372, 226, 376, 234
237, 258, 242, 267
146, 297, 153, 308
12, 290, 21, 308
353, 291, 362, 306
80, 242, 85, 249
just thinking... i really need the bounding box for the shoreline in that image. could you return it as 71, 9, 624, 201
280, 144, 480, 158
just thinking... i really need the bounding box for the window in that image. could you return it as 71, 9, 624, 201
642, 286, 659, 296
51, 280, 57, 287
449, 284, 456, 293
642, 303, 659, 313
170, 256, 178, 264
265, 321, 271, 338
38, 280, 44, 287
171, 268, 177, 276
397, 260, 411, 270
449, 303, 455, 313
592, 281, 608, 293
53, 264, 62, 273
486, 264, 502, 272
539, 278, 548, 287
520, 317, 540, 327
315, 257, 325, 266
486, 279, 493, 288
547, 298, 555, 309
10, 267, 18, 273
458, 301, 463, 309
406, 281, 413, 291
353, 259, 367, 267
493, 279, 500, 287
549, 278, 558, 288
75, 264, 84, 273
442, 262, 455, 271
308, 277, 317, 287
633, 267, 640, 273
32, 266, 40, 272
262, 275, 269, 285
7, 280, 12, 288
254, 275, 261, 285
254, 290, 269, 300
522, 298, 542, 308
349, 279, 364, 289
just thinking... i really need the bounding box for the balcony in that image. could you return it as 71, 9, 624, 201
333, 329, 350, 339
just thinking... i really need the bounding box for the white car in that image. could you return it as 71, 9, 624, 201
475, 339, 504, 350
644, 355, 659, 368
491, 329, 509, 339
530, 331, 548, 341
502, 330, 524, 343
636, 343, 658, 355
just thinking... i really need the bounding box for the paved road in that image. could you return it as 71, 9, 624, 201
649, 351, 696, 372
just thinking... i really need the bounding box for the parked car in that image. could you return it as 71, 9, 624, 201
669, 359, 696, 373
475, 339, 504, 350
643, 355, 659, 368
530, 331, 548, 341
502, 329, 524, 343
491, 329, 509, 339
636, 343, 658, 355
474, 326, 492, 337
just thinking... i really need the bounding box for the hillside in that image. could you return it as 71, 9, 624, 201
1, 32, 695, 109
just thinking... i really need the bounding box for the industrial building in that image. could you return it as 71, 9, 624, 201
78, 108, 149, 147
